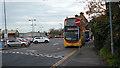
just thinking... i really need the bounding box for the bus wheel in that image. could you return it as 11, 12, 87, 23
65, 46, 68, 48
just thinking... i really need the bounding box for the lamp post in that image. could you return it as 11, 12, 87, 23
4, 0, 8, 47
59, 23, 62, 36
39, 26, 43, 33
29, 19, 36, 37
109, 1, 114, 55
59, 23, 62, 30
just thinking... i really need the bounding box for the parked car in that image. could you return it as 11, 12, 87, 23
16, 38, 30, 46
7, 39, 28, 47
24, 37, 33, 43
60, 35, 64, 38
33, 37, 50, 44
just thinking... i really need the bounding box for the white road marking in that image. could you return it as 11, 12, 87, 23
39, 54, 44, 57
20, 52, 24, 54
57, 55, 64, 58
53, 56, 59, 59
8, 51, 12, 53
35, 54, 40, 56
44, 54, 52, 58
53, 43, 59, 45
27, 50, 37, 52
12, 52, 15, 53
29, 53, 33, 55
25, 53, 29, 55
16, 52, 19, 54
2, 50, 63, 59
21, 48, 27, 50
6, 52, 8, 53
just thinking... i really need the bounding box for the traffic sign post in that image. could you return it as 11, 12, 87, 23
77, 26, 80, 50
75, 19, 81, 26
75, 19, 81, 50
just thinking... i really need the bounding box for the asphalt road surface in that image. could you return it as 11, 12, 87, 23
2, 38, 78, 67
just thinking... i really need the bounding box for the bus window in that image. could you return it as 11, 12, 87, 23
65, 18, 76, 26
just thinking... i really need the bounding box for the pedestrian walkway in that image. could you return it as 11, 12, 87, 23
60, 40, 105, 67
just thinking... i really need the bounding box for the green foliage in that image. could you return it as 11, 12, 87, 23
100, 48, 120, 67
91, 2, 120, 66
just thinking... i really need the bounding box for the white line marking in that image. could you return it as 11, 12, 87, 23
30, 53, 34, 56
16, 52, 19, 54
8, 51, 12, 53
25, 53, 29, 55
35, 54, 39, 56
53, 43, 59, 45
39, 54, 44, 56
12, 52, 15, 53
20, 52, 24, 54
5, 52, 8, 53
53, 56, 59, 59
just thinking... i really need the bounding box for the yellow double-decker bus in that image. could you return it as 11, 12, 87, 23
64, 17, 86, 47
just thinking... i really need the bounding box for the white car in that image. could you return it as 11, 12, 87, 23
7, 39, 29, 47
33, 37, 50, 43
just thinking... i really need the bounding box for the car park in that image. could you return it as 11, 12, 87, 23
33, 37, 50, 44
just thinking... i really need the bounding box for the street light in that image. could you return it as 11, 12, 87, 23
4, 0, 7, 39
29, 19, 36, 37
39, 26, 43, 33
59, 23, 62, 30
109, 1, 114, 55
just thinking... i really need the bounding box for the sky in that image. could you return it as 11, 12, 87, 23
0, 0, 90, 33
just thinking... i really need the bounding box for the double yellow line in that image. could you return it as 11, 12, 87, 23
50, 49, 78, 68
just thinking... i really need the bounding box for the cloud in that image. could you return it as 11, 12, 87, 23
0, 0, 88, 33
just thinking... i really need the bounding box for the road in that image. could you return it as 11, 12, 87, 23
2, 38, 105, 68
2, 38, 78, 67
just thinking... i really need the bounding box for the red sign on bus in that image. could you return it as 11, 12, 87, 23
75, 19, 81, 26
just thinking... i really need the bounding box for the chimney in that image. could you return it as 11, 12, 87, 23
80, 12, 84, 16
75, 14, 78, 17
66, 16, 68, 19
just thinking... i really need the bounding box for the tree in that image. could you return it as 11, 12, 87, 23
85, 0, 106, 19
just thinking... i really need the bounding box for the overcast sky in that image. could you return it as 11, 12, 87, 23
0, 0, 90, 33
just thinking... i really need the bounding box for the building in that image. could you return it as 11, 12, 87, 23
2, 29, 19, 39
75, 12, 92, 40
19, 32, 46, 38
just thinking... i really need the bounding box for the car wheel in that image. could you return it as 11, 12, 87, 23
7, 44, 11, 47
34, 41, 38, 44
45, 40, 49, 43
21, 44, 26, 47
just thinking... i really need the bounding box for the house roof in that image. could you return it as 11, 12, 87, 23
8, 30, 17, 34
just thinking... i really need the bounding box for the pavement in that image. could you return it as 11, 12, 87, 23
60, 40, 105, 67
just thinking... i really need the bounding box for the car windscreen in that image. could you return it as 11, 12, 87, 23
8, 40, 16, 42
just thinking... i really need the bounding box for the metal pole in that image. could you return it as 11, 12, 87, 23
78, 26, 80, 50
109, 2, 114, 54
32, 20, 34, 38
4, 0, 7, 31
4, 0, 8, 47
4, 0, 7, 35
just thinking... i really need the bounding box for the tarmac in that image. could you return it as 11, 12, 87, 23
60, 40, 106, 68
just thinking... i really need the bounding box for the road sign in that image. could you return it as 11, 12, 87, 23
75, 19, 81, 26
